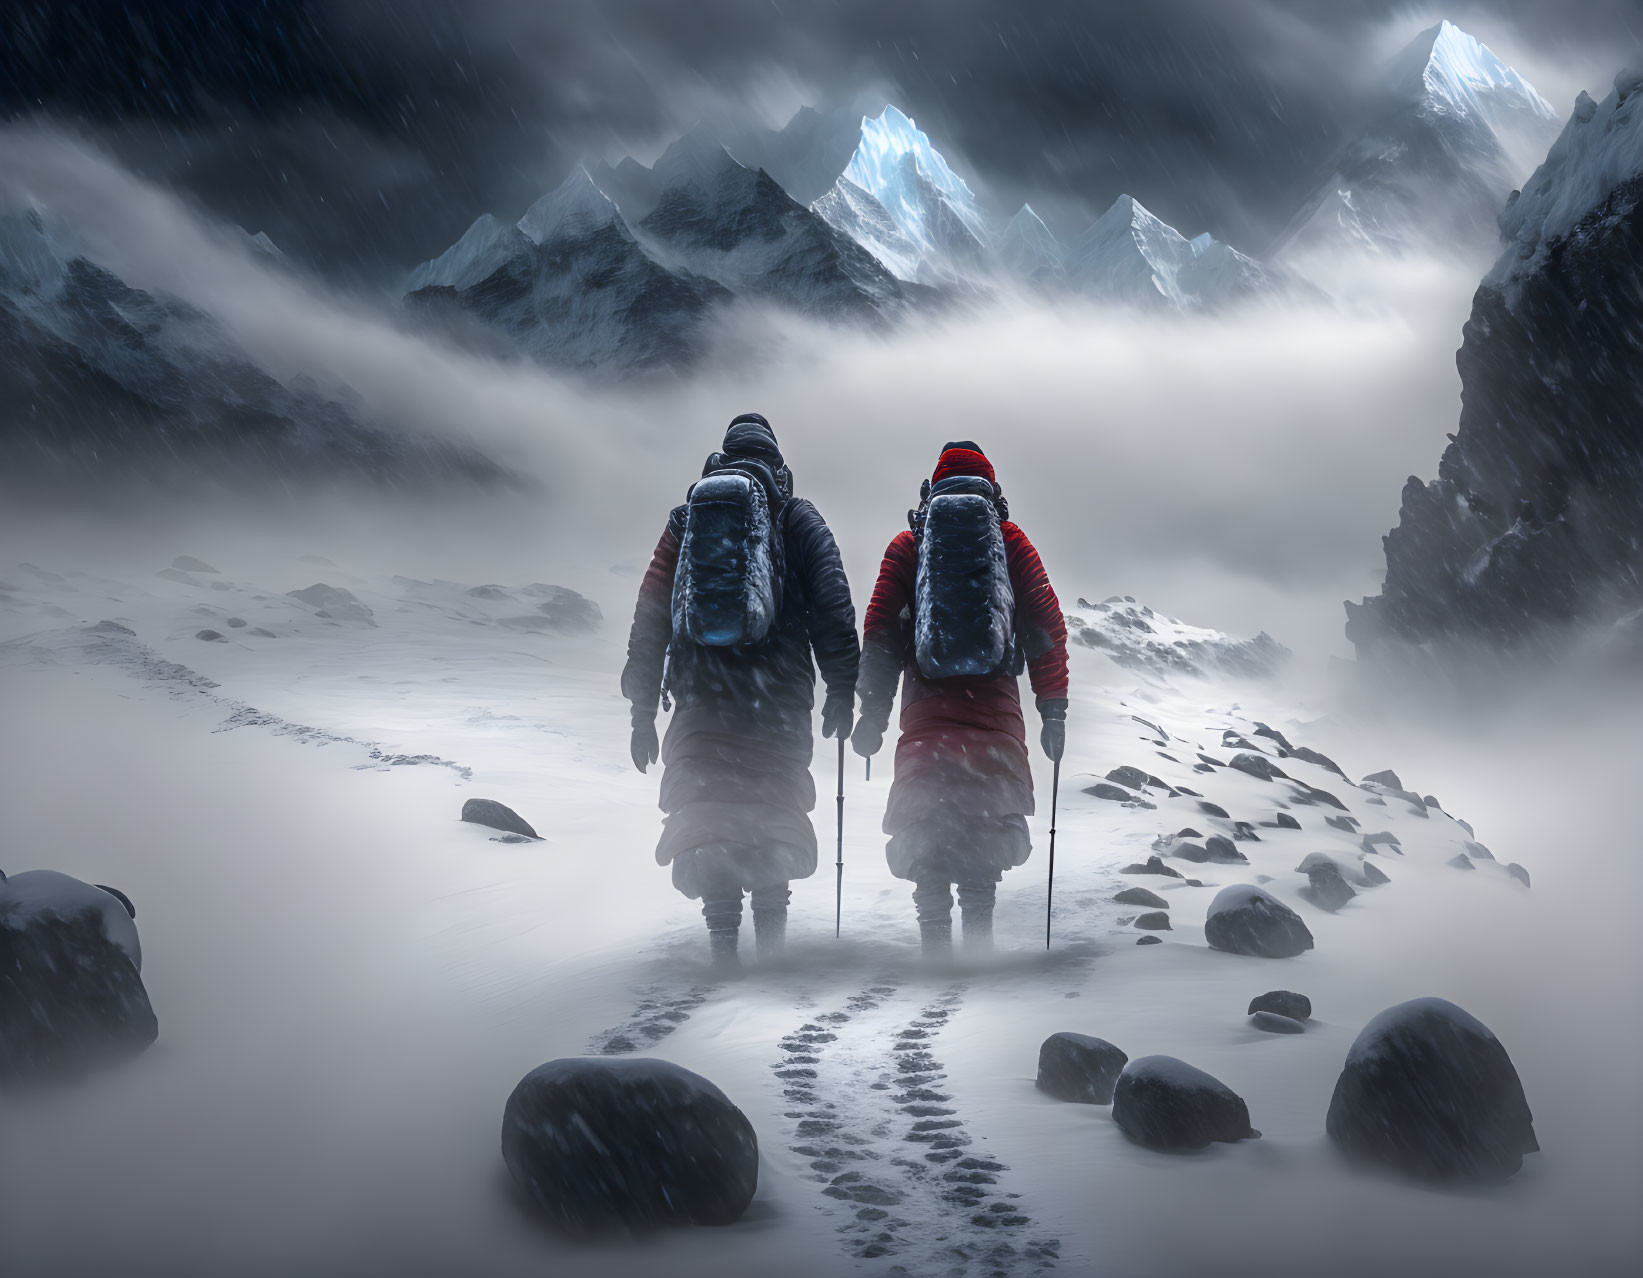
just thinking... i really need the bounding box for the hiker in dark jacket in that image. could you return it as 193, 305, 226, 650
623, 414, 860, 967
852, 442, 1068, 955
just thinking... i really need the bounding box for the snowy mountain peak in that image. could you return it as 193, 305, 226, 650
0, 205, 88, 295
516, 167, 626, 245
1066, 195, 1195, 305
649, 129, 744, 192
407, 213, 529, 293
996, 203, 1063, 278
1394, 21, 1557, 126
843, 105, 987, 263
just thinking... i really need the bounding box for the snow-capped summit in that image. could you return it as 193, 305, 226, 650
516, 166, 625, 245
1276, 21, 1561, 262
406, 213, 531, 293
1489, 69, 1643, 293
1066, 195, 1195, 306
995, 204, 1063, 280
843, 106, 987, 272
811, 177, 922, 280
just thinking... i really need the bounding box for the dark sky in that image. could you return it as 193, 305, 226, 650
2, 0, 1637, 284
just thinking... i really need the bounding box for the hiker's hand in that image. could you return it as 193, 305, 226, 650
821, 691, 854, 740
630, 713, 659, 773
851, 716, 884, 758
1038, 698, 1067, 763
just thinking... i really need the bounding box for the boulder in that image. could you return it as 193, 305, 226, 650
1085, 782, 1134, 802
462, 798, 539, 839
1035, 1032, 1128, 1104
1325, 814, 1360, 832
1133, 911, 1171, 931
1362, 769, 1403, 789
1196, 754, 1225, 769
1176, 827, 1204, 839
1121, 856, 1183, 879
1248, 990, 1311, 1021
1171, 841, 1210, 863
1287, 745, 1348, 779
1361, 831, 1402, 854
501, 1056, 759, 1231
1463, 840, 1495, 861
1231, 822, 1261, 841
1274, 812, 1301, 830
1249, 1011, 1305, 1034
1448, 853, 1476, 871
1196, 800, 1230, 818
195, 629, 225, 642
1252, 722, 1295, 752
1204, 835, 1248, 864
171, 555, 219, 573
1299, 862, 1356, 912
225, 617, 247, 628
1137, 935, 1163, 946
1111, 1055, 1259, 1150
1204, 885, 1314, 959
1229, 752, 1287, 781
1106, 766, 1150, 790
287, 583, 375, 626
1326, 997, 1537, 1182
1113, 887, 1168, 909
1507, 863, 1531, 888
1289, 781, 1348, 811
1360, 858, 1391, 886
0, 870, 157, 1083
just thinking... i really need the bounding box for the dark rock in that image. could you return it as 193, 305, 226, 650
1035, 1032, 1128, 1104
1229, 752, 1288, 782
1361, 831, 1402, 854
1111, 1056, 1259, 1150
1252, 722, 1295, 752
1274, 812, 1300, 830
1448, 854, 1476, 871
1176, 828, 1204, 839
1121, 857, 1183, 879
466, 584, 514, 600
1463, 840, 1495, 861
1106, 766, 1149, 790
0, 870, 157, 1084
1193, 763, 1215, 774
225, 617, 247, 628
1085, 783, 1134, 802
1173, 785, 1200, 796
1114, 887, 1168, 909
1507, 863, 1531, 888
1196, 754, 1225, 769
1133, 911, 1171, 931
1360, 859, 1391, 886
1326, 815, 1360, 832
287, 583, 375, 625
171, 555, 218, 573
1365, 796, 1387, 806
1171, 841, 1210, 863
1231, 822, 1261, 842
248, 627, 278, 638
1458, 818, 1475, 837
1290, 782, 1348, 811
1299, 863, 1357, 912
1362, 769, 1403, 789
1222, 731, 1263, 753
1196, 800, 1230, 819
1249, 990, 1311, 1021
1136, 935, 1163, 946
1204, 835, 1248, 865
194, 629, 225, 642
462, 798, 539, 839
1204, 885, 1314, 959
1423, 794, 1443, 810
1327, 997, 1537, 1182
1287, 745, 1349, 779
1250, 1011, 1305, 1034
1183, 879, 1204, 887
501, 1056, 759, 1231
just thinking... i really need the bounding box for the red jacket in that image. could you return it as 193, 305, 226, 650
858, 520, 1068, 838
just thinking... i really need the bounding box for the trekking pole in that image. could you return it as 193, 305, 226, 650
865, 756, 871, 782
835, 736, 847, 938
1044, 756, 1061, 951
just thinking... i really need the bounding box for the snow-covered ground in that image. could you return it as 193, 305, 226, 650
1, 550, 1638, 1276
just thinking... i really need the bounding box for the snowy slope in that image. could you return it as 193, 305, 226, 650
994, 204, 1064, 280
842, 106, 988, 274
404, 167, 730, 374
6, 549, 1629, 1277
1277, 21, 1561, 261
811, 176, 923, 281
1065, 195, 1196, 306
0, 207, 497, 487
1067, 595, 1290, 679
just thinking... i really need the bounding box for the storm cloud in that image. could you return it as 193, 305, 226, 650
3, 1, 1636, 283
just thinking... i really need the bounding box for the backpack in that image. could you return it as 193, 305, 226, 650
912, 474, 1015, 678
671, 459, 782, 648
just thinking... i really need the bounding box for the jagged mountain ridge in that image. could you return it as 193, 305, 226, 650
0, 208, 500, 488
1346, 71, 1643, 660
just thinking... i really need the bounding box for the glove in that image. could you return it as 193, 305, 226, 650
821, 690, 855, 740
1038, 697, 1067, 763
851, 718, 884, 758
630, 710, 660, 774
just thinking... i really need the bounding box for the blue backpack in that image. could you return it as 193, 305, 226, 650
672, 460, 782, 648
913, 475, 1015, 678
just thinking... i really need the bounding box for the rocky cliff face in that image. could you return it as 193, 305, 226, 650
1346, 73, 1643, 659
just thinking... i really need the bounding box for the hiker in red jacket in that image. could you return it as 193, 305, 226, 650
852, 442, 1068, 955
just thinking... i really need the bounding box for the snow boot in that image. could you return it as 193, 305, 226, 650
913, 879, 955, 958
702, 895, 743, 971
751, 883, 790, 962
957, 880, 996, 954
